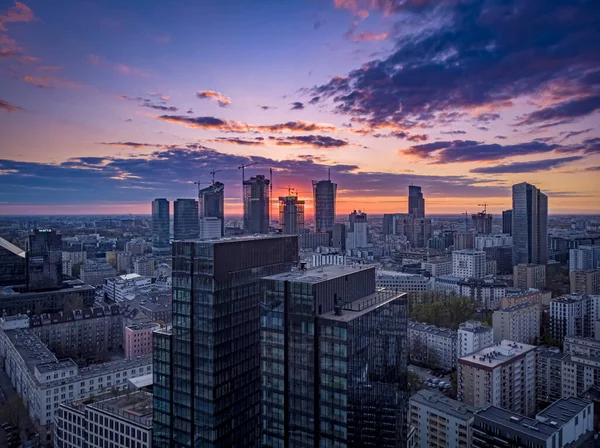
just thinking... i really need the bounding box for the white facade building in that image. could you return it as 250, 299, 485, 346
421, 259, 453, 277
475, 234, 513, 250
408, 322, 458, 371
376, 270, 433, 294
569, 245, 600, 272
312, 253, 346, 267
549, 294, 600, 341
452, 250, 486, 279
103, 274, 153, 302
199, 217, 222, 240
458, 320, 493, 357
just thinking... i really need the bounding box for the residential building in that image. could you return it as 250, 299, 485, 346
512, 182, 548, 266
243, 174, 270, 234
55, 391, 153, 448
564, 336, 600, 358
571, 269, 600, 294
471, 211, 492, 235
453, 250, 486, 279
561, 354, 600, 398
514, 263, 547, 289
278, 195, 305, 234
409, 390, 476, 448
198, 181, 225, 237
453, 231, 475, 250
80, 261, 117, 287
125, 240, 147, 256
133, 255, 155, 278
124, 322, 158, 359
376, 270, 433, 304
492, 302, 540, 344
152, 198, 170, 257
433, 274, 463, 295
331, 222, 346, 250
260, 264, 408, 447
458, 320, 494, 357
501, 288, 552, 309
0, 236, 26, 287
312, 177, 337, 233
173, 198, 199, 240
502, 209, 512, 235
471, 398, 594, 448
409, 321, 457, 371
27, 229, 63, 292
475, 234, 513, 250
116, 252, 132, 274
458, 278, 507, 310
569, 245, 600, 272
421, 259, 453, 277
62, 259, 72, 277
458, 340, 537, 416
152, 235, 298, 448
536, 347, 567, 407
549, 294, 600, 341
408, 185, 425, 218
486, 260, 497, 276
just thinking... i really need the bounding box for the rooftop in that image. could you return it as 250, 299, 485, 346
459, 340, 536, 368
537, 397, 591, 424
551, 294, 589, 304
475, 406, 560, 441
409, 321, 456, 339
376, 270, 427, 278
5, 328, 57, 372
175, 234, 297, 244
264, 264, 375, 284
90, 391, 153, 428
496, 302, 538, 313
320, 289, 405, 323
411, 390, 477, 421
0, 278, 95, 296
537, 346, 568, 361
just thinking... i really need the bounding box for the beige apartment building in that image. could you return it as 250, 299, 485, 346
513, 264, 546, 290
492, 302, 540, 344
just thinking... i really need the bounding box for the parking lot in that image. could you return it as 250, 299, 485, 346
408, 364, 454, 394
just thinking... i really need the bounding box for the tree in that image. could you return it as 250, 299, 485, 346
410, 296, 478, 330
407, 371, 422, 395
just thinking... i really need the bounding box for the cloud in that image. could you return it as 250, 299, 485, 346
24, 75, 78, 88
440, 130, 466, 135
196, 91, 232, 107
157, 115, 338, 133
116, 94, 136, 101
141, 103, 178, 112
96, 142, 163, 149
582, 137, 600, 154
0, 99, 22, 112
560, 128, 593, 142
18, 55, 38, 63
352, 31, 388, 42
585, 166, 600, 172
148, 92, 170, 101
373, 131, 428, 142
477, 126, 489, 131
495, 135, 507, 140
290, 102, 304, 110
0, 2, 35, 32
311, 0, 600, 129
89, 54, 149, 77
259, 105, 276, 110
209, 137, 264, 146
470, 156, 584, 174
210, 135, 350, 149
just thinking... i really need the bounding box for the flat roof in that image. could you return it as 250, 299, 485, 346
475, 406, 557, 441
174, 234, 297, 244
128, 373, 153, 388
411, 390, 476, 422
264, 264, 375, 284
5, 329, 57, 372
537, 397, 591, 424
90, 391, 153, 427
409, 322, 456, 339
376, 270, 425, 278
320, 290, 405, 323
459, 340, 536, 368
497, 302, 537, 313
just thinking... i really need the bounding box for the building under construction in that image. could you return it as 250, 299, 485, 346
243, 175, 270, 234
198, 181, 225, 237
472, 211, 493, 234
278, 195, 305, 235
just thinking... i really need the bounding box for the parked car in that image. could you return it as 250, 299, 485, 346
431, 378, 440, 385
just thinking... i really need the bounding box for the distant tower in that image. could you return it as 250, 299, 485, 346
27, 229, 62, 292
198, 181, 225, 237
502, 210, 513, 235
312, 174, 337, 233
408, 185, 425, 218
174, 199, 199, 240
512, 182, 548, 265
152, 198, 170, 257
346, 210, 368, 249
472, 212, 493, 234
278, 195, 305, 235
243, 175, 270, 234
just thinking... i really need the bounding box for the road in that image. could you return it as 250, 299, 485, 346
0, 368, 39, 447
408, 363, 452, 384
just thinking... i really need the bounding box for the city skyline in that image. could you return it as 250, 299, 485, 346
0, 0, 599, 215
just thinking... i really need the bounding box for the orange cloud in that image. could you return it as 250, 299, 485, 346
0, 98, 23, 112
0, 1, 35, 32
24, 75, 78, 88
89, 54, 149, 77
196, 90, 232, 107
18, 55, 38, 63
353, 31, 388, 42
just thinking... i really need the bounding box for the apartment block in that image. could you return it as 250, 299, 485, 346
458, 320, 493, 357
513, 263, 546, 290
536, 347, 567, 407
549, 294, 600, 341
124, 322, 159, 359
421, 259, 453, 277
492, 302, 540, 344
570, 269, 600, 295
453, 250, 486, 279
409, 322, 458, 371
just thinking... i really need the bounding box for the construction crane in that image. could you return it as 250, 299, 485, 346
193, 179, 209, 195
238, 162, 258, 183
478, 203, 488, 214
210, 169, 222, 184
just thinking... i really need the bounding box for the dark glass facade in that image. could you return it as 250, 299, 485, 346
244, 175, 271, 234
153, 235, 298, 448
408, 185, 425, 218
174, 199, 200, 240
0, 236, 26, 286
260, 266, 408, 447
502, 209, 513, 235
152, 198, 171, 256
27, 229, 62, 292
199, 182, 225, 237
312, 179, 337, 233
512, 183, 548, 266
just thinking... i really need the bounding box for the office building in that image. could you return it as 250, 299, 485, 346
243, 174, 270, 234
502, 209, 512, 235
458, 340, 537, 416
0, 236, 26, 286
471, 211, 493, 235
408, 321, 458, 371
570, 269, 600, 294
408, 185, 425, 218
453, 231, 475, 250
27, 229, 63, 291
104, 273, 153, 302
55, 391, 153, 448
173, 199, 199, 240
198, 181, 225, 236
312, 177, 337, 233
199, 216, 222, 240
421, 259, 453, 277
512, 182, 548, 266
492, 302, 540, 344
260, 264, 408, 447
152, 198, 170, 257
453, 249, 486, 279
278, 195, 305, 235
458, 320, 494, 357
332, 222, 346, 250
383, 213, 411, 236
482, 245, 513, 275
346, 210, 368, 249
458, 278, 508, 310
410, 390, 476, 448
549, 294, 600, 341
514, 263, 547, 289
80, 260, 117, 287
153, 235, 298, 448
536, 347, 567, 407
402, 216, 432, 248
376, 270, 433, 304
471, 398, 594, 448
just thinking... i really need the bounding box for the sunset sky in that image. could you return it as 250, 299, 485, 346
0, 0, 599, 216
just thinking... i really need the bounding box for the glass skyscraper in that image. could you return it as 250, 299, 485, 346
502, 209, 513, 235
199, 182, 225, 237
243, 175, 271, 234
153, 235, 299, 448
260, 265, 408, 447
27, 229, 62, 291
408, 185, 425, 218
512, 182, 548, 266
174, 199, 200, 240
152, 198, 171, 256
312, 178, 337, 233
0, 236, 26, 287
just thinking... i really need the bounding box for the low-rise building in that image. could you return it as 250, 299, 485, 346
376, 270, 433, 304
501, 288, 552, 309
409, 390, 476, 448
458, 320, 493, 357
492, 302, 540, 344
475, 234, 513, 250
103, 273, 153, 302
408, 322, 457, 371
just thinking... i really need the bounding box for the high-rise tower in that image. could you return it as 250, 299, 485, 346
278, 195, 305, 235
173, 199, 199, 240
199, 181, 225, 236
512, 182, 548, 265
26, 229, 62, 291
408, 185, 425, 218
312, 176, 337, 233
502, 209, 513, 235
152, 235, 298, 448
243, 175, 270, 234
152, 198, 170, 256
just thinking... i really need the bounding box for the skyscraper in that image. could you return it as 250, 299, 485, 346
312, 177, 337, 233
346, 210, 368, 249
512, 182, 548, 266
199, 181, 225, 236
27, 229, 62, 291
383, 213, 411, 236
0, 236, 26, 287
408, 185, 425, 218
152, 198, 170, 257
260, 264, 408, 447
502, 209, 513, 235
153, 235, 298, 448
278, 195, 305, 235
173, 199, 199, 240
243, 175, 270, 234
